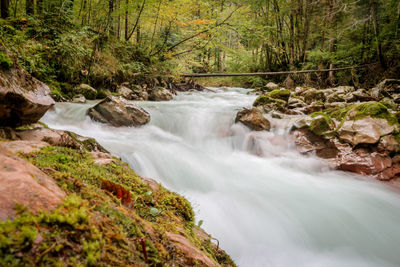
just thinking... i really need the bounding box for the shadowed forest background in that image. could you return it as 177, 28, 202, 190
1, 0, 399, 96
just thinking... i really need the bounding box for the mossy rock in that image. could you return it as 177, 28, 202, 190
309, 113, 334, 135
1, 146, 235, 266
74, 84, 98, 100
267, 89, 291, 102
253, 95, 287, 107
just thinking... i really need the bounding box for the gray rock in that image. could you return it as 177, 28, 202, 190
88, 96, 150, 127
149, 87, 173, 101
72, 94, 86, 103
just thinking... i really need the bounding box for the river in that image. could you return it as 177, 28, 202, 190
42, 87, 400, 267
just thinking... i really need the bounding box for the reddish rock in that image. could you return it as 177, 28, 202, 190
0, 147, 65, 220
166, 232, 217, 267
235, 108, 271, 131
0, 60, 55, 127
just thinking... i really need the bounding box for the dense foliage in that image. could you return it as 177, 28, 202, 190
0, 0, 399, 88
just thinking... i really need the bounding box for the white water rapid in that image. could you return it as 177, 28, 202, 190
42, 88, 400, 267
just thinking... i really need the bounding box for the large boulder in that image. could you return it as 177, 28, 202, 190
337, 117, 394, 146
74, 84, 97, 100
0, 62, 55, 127
0, 146, 65, 220
235, 108, 271, 131
149, 87, 173, 101
88, 96, 150, 127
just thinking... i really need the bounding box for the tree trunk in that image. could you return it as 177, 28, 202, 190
25, 0, 33, 15
124, 0, 128, 40
1, 0, 9, 18
370, 1, 386, 69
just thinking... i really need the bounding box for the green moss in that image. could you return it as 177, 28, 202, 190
353, 102, 397, 125
0, 51, 13, 70
11, 146, 235, 266
267, 89, 291, 102
253, 95, 287, 107
309, 112, 334, 135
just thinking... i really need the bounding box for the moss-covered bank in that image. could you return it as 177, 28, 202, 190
0, 146, 234, 266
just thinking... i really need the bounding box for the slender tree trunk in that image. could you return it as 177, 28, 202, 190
370, 1, 386, 69
25, 0, 33, 15
1, 0, 9, 18
124, 0, 128, 40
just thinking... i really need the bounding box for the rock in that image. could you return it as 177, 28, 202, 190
14, 125, 107, 152
131, 84, 148, 101
264, 82, 279, 90
0, 147, 65, 220
370, 79, 400, 99
295, 86, 311, 95
253, 95, 287, 112
337, 117, 394, 146
288, 98, 306, 109
90, 151, 116, 165
235, 108, 271, 131
284, 75, 295, 89
148, 87, 173, 101
378, 135, 400, 153
346, 89, 374, 102
338, 148, 394, 180
292, 128, 338, 159
268, 89, 291, 102
74, 84, 97, 100
72, 94, 86, 103
0, 61, 55, 127
0, 140, 49, 154
165, 232, 217, 267
88, 96, 150, 127
117, 85, 134, 100
309, 115, 335, 135
301, 89, 325, 104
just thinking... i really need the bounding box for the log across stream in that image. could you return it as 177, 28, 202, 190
42, 87, 400, 267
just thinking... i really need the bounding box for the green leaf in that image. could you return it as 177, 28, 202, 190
149, 208, 159, 217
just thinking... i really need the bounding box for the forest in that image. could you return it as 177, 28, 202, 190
1, 0, 399, 95
2, 0, 400, 266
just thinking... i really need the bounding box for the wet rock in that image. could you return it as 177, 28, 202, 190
88, 96, 150, 127
117, 85, 134, 100
338, 148, 394, 180
292, 128, 338, 160
235, 108, 271, 131
0, 147, 65, 220
378, 135, 400, 153
74, 84, 97, 100
149, 87, 173, 101
131, 84, 148, 101
309, 115, 335, 135
337, 117, 394, 146
72, 94, 86, 103
370, 79, 400, 99
288, 98, 306, 109
301, 89, 325, 104
268, 89, 291, 102
346, 89, 374, 102
0, 61, 55, 127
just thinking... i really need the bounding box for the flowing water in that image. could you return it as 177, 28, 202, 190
42, 88, 400, 267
